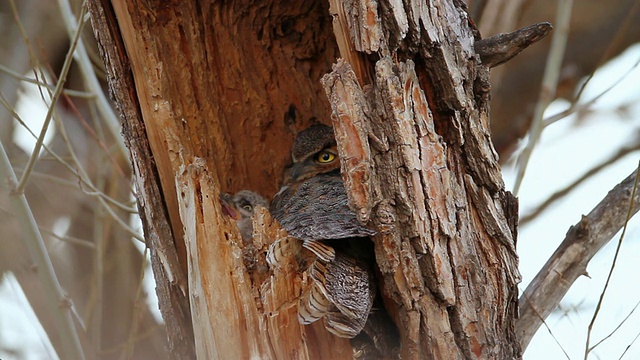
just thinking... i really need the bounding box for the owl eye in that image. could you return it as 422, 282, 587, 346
242, 204, 253, 212
315, 151, 336, 164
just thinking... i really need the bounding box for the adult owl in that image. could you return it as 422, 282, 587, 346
271, 124, 375, 246
270, 124, 376, 339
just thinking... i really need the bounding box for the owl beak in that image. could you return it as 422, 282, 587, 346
288, 163, 306, 182
220, 193, 239, 220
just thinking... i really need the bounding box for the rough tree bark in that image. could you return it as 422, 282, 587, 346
88, 0, 521, 359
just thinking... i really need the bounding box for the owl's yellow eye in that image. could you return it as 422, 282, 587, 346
242, 204, 253, 212
315, 151, 336, 164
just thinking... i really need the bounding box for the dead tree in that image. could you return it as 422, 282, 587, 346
87, 0, 538, 358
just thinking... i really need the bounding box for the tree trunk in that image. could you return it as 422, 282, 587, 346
88, 0, 521, 358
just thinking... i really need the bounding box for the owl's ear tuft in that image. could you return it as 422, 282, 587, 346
291, 124, 336, 163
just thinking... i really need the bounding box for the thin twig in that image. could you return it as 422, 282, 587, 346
97, 195, 145, 242
15, 3, 87, 194
0, 93, 138, 215
39, 227, 96, 249
2, 97, 139, 245
520, 141, 640, 225
41, 59, 129, 179
584, 161, 640, 359
590, 299, 640, 352
542, 319, 572, 360
124, 246, 149, 359
8, 0, 50, 104
570, 1, 639, 107
5, 275, 59, 359
0, 141, 85, 359
543, 56, 640, 127
50, 97, 143, 241
520, 290, 572, 359
91, 153, 106, 355
57, 0, 126, 158
619, 326, 640, 359
513, 0, 573, 195
0, 63, 96, 98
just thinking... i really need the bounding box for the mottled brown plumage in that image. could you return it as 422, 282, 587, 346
310, 253, 375, 338
270, 123, 376, 340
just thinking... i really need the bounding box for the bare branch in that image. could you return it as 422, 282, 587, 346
0, 141, 85, 360
518, 166, 640, 350
584, 162, 640, 358
475, 22, 553, 68
15, 2, 87, 194
57, 0, 126, 157
543, 56, 640, 127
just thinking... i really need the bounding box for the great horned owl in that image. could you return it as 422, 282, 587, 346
270, 124, 377, 339
220, 190, 268, 241
271, 124, 375, 244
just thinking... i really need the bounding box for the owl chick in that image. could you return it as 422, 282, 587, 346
220, 190, 268, 241
270, 123, 376, 339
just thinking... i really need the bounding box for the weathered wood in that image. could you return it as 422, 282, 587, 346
88, 0, 343, 357
87, 1, 195, 357
475, 22, 553, 68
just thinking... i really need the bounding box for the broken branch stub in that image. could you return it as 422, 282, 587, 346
475, 22, 553, 68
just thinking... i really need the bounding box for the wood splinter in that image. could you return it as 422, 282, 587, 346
475, 22, 553, 68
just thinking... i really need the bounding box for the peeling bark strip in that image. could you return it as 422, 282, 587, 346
86, 1, 195, 357
321, 64, 374, 223
324, 0, 521, 359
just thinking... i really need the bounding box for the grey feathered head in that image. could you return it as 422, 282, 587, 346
220, 190, 268, 241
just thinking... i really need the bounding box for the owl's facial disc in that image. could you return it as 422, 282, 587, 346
236, 200, 254, 218
288, 146, 340, 182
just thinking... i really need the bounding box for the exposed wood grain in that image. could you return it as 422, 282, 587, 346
177, 158, 353, 359
88, 0, 344, 357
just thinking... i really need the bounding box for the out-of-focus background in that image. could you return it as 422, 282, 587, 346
0, 0, 639, 359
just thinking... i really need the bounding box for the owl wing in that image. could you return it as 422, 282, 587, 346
310, 253, 375, 319
270, 173, 376, 241
308, 252, 375, 338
